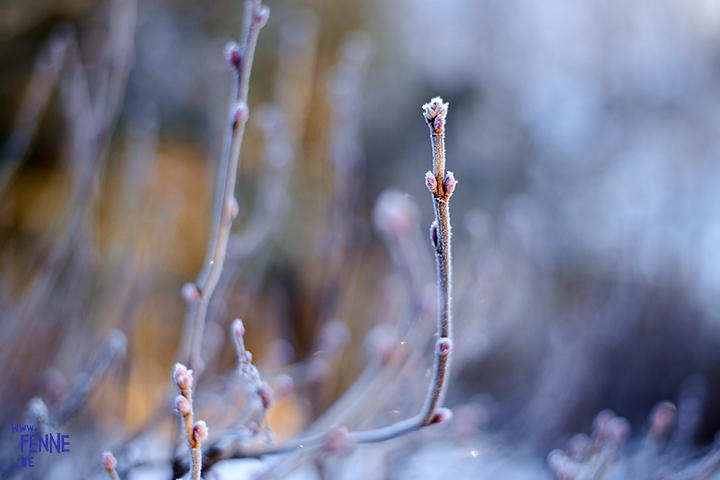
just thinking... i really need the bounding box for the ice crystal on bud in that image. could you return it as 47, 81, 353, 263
434, 114, 444, 133
224, 41, 241, 69
193, 420, 209, 443
436, 337, 453, 356
422, 97, 448, 121
102, 451, 117, 470
430, 220, 439, 247
173, 363, 194, 390
431, 407, 453, 425
444, 171, 456, 194
175, 395, 191, 415
425, 171, 437, 192
181, 283, 201, 303
422, 96, 448, 128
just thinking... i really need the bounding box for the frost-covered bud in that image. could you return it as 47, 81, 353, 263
593, 409, 615, 438
650, 402, 676, 439
258, 381, 275, 409
434, 113, 445, 133
173, 363, 194, 391
436, 337, 453, 356
102, 451, 117, 471
430, 407, 453, 425
324, 426, 352, 456
224, 41, 241, 69
567, 433, 590, 461
274, 374, 294, 399
606, 416, 630, 447
430, 220, 439, 247
234, 102, 249, 126
193, 420, 209, 443
422, 96, 448, 125
226, 196, 239, 220
231, 318, 245, 339
444, 171, 456, 195
181, 283, 201, 303
547, 450, 577, 480
175, 395, 191, 415
425, 171, 437, 193
254, 5, 270, 27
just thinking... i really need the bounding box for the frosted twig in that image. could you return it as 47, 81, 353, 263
180, 0, 270, 373
173, 363, 209, 480
188, 97, 456, 470
102, 451, 121, 480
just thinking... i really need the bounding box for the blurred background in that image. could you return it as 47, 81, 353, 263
2, 0, 720, 478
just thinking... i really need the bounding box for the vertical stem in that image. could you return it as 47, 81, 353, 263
191, 447, 202, 480
180, 0, 269, 371
421, 97, 454, 424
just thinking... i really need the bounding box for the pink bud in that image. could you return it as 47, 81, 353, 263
430, 220, 439, 247
606, 416, 630, 447
224, 41, 241, 69
431, 407, 453, 425
181, 283, 201, 303
226, 196, 239, 220
593, 409, 615, 437
650, 402, 676, 439
422, 96, 449, 125
433, 113, 445, 133
193, 420, 209, 443
436, 337, 453, 356
173, 363, 194, 390
258, 381, 275, 409
231, 318, 245, 339
425, 171, 437, 192
102, 451, 117, 471
324, 426, 352, 456
444, 171, 456, 194
254, 6, 270, 27
235, 102, 249, 126
175, 395, 191, 415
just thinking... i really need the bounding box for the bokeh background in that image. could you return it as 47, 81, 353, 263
2, 0, 720, 478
